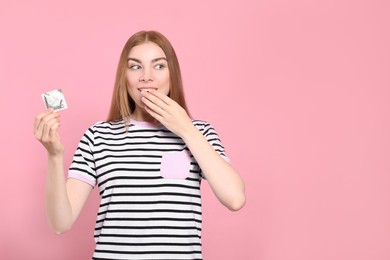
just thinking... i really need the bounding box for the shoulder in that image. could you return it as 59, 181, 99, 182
192, 119, 210, 129
82, 120, 127, 138
88, 120, 126, 132
192, 119, 217, 134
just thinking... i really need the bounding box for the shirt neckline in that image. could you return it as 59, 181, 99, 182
128, 118, 163, 128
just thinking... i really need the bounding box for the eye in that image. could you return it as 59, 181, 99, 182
155, 64, 166, 70
129, 64, 142, 70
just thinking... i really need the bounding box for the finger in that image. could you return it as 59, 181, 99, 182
149, 89, 173, 105
41, 118, 60, 142
35, 113, 60, 141
141, 96, 166, 116
35, 113, 60, 139
141, 90, 170, 109
144, 105, 163, 122
34, 109, 59, 133
48, 121, 60, 141
34, 109, 53, 132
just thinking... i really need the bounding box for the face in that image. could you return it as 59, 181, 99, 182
126, 42, 170, 114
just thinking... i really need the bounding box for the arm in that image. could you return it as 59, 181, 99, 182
141, 90, 246, 211
34, 109, 93, 234
181, 125, 246, 211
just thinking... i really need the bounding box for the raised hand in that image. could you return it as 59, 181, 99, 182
34, 108, 64, 157
141, 89, 195, 138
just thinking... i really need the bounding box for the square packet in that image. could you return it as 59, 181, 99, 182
41, 89, 68, 111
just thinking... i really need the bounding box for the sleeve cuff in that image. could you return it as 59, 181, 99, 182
68, 171, 96, 187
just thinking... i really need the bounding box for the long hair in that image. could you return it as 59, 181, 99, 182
107, 30, 190, 123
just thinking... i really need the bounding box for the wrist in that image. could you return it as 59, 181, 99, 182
48, 153, 64, 163
181, 124, 202, 144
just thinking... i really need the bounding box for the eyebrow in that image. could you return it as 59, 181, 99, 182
127, 57, 167, 63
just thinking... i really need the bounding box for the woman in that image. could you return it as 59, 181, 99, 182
34, 30, 245, 260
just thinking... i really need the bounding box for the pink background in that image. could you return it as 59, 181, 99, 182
1, 0, 389, 259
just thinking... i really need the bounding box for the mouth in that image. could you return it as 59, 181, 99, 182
138, 87, 157, 92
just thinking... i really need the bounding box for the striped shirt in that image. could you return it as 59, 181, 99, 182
68, 119, 228, 260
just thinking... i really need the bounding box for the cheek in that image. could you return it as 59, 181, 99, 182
126, 73, 137, 87
125, 76, 139, 98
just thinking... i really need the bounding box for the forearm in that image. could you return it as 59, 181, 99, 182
45, 155, 73, 234
182, 126, 246, 211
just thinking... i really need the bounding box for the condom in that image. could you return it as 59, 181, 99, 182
41, 89, 68, 111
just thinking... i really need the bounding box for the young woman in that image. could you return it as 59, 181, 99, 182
34, 30, 245, 260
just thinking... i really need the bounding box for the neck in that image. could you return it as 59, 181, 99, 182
130, 109, 157, 123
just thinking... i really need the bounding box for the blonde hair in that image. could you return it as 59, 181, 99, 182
107, 30, 190, 122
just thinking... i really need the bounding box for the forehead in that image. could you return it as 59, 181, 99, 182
128, 42, 166, 60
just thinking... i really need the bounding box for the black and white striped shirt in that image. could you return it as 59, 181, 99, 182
68, 119, 228, 260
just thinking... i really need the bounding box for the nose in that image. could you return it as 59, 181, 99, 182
139, 67, 154, 82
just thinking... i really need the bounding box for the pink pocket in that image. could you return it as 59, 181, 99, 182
160, 150, 191, 179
